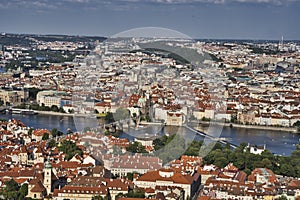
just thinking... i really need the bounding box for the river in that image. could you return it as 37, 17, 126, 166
1, 113, 299, 156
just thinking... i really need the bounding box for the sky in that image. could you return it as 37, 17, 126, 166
0, 0, 299, 40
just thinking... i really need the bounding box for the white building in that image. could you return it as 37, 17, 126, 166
134, 168, 201, 199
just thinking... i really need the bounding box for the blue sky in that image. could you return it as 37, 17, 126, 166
0, 0, 299, 40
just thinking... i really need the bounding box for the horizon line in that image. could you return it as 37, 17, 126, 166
2, 31, 300, 42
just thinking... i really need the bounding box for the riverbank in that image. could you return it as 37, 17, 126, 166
193, 121, 298, 133
36, 110, 74, 116
34, 110, 95, 118
8, 109, 299, 133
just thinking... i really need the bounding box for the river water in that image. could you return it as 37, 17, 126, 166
1, 113, 299, 156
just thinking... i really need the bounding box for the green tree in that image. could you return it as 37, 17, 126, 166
51, 128, 58, 137
278, 195, 288, 200
125, 189, 145, 198
105, 112, 115, 123
57, 130, 64, 136
92, 196, 104, 200
293, 120, 300, 127
127, 172, 134, 181
28, 128, 34, 136
115, 193, 124, 200
126, 141, 147, 153
51, 105, 59, 112
153, 138, 164, 150
48, 139, 56, 148
291, 143, 300, 158
42, 132, 50, 140
28, 88, 41, 100
0, 179, 19, 199
184, 141, 203, 156
59, 140, 83, 160
19, 183, 28, 199
5, 179, 18, 191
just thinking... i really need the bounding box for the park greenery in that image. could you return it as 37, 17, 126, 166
249, 46, 280, 55
42, 132, 50, 140
115, 188, 145, 200
51, 128, 64, 138
0, 179, 28, 200
152, 133, 300, 177
91, 196, 109, 200
153, 134, 176, 151
104, 108, 130, 124
126, 141, 147, 153
27, 88, 41, 100
203, 141, 300, 177
16, 103, 65, 113
1, 33, 106, 71
58, 140, 83, 160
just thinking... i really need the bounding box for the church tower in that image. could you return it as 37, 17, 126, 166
43, 156, 52, 195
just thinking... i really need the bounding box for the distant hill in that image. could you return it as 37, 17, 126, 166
0, 33, 107, 47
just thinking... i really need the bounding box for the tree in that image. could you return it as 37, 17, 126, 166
278, 195, 288, 200
48, 139, 56, 148
28, 88, 41, 100
5, 179, 18, 191
184, 141, 203, 156
126, 141, 147, 153
51, 105, 59, 112
19, 183, 28, 199
291, 143, 300, 158
224, 142, 231, 149
153, 138, 164, 150
0, 179, 19, 199
59, 107, 65, 113
105, 112, 115, 123
125, 189, 145, 198
42, 132, 49, 140
116, 193, 124, 200
92, 196, 104, 200
235, 142, 247, 153
293, 120, 300, 127
59, 140, 83, 160
68, 109, 74, 113
51, 128, 63, 137
57, 130, 64, 136
51, 128, 58, 137
127, 172, 134, 181
28, 128, 34, 136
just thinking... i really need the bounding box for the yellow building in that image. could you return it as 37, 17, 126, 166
166, 111, 183, 126
0, 90, 20, 105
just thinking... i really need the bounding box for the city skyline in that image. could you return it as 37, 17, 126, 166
0, 0, 300, 40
